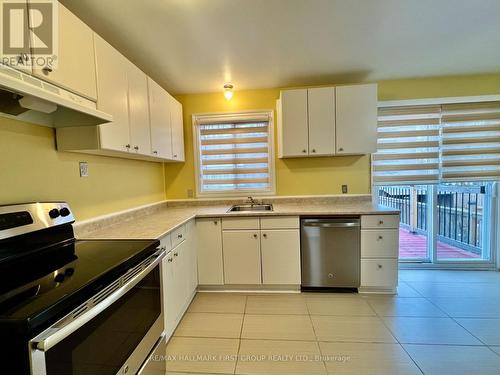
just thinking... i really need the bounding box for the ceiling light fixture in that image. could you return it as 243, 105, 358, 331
223, 83, 234, 101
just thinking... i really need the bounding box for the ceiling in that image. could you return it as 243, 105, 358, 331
61, 0, 500, 95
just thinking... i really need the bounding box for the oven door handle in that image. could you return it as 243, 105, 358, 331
31, 249, 165, 352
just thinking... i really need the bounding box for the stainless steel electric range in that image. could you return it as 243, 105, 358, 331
0, 202, 166, 375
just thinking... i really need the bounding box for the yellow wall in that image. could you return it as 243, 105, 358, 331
165, 73, 500, 199
0, 118, 165, 220
1, 73, 499, 220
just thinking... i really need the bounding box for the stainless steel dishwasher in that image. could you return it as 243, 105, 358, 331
301, 217, 360, 289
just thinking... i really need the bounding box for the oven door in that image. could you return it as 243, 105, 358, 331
29, 251, 165, 375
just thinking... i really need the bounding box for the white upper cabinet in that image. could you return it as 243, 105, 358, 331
32, 2, 97, 100
94, 34, 130, 152
0, 0, 31, 73
170, 96, 185, 161
335, 84, 377, 155
127, 62, 151, 156
278, 84, 377, 158
278, 89, 309, 157
148, 78, 173, 159
308, 87, 335, 156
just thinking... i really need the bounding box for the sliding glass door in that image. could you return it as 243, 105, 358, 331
377, 182, 494, 265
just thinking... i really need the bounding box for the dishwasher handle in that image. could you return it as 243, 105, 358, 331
302, 221, 360, 228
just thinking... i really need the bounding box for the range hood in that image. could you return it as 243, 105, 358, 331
0, 64, 112, 127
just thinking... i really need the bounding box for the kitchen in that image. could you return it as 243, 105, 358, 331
1, 1, 500, 374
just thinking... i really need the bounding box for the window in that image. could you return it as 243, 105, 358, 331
374, 100, 500, 184
193, 111, 275, 196
374, 98, 500, 265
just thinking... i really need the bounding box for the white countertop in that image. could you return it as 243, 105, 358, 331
75, 200, 399, 240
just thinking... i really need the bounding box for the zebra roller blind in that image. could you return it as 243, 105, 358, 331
441, 102, 500, 181
195, 112, 273, 193
374, 100, 500, 185
373, 105, 441, 184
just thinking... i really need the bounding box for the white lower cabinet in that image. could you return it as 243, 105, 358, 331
360, 214, 399, 293
360, 259, 398, 289
196, 218, 224, 285
223, 230, 262, 284
161, 222, 197, 339
261, 229, 301, 284
220, 216, 301, 286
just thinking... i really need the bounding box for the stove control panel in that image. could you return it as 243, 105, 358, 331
0, 202, 75, 240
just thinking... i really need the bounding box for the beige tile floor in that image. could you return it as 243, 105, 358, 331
164, 270, 500, 375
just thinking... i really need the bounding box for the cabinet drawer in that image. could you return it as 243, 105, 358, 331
222, 217, 260, 230
361, 215, 399, 229
171, 225, 186, 248
160, 233, 172, 252
260, 216, 299, 229
361, 259, 398, 288
361, 230, 399, 258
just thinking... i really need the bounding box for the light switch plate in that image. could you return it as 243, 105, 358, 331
79, 162, 89, 177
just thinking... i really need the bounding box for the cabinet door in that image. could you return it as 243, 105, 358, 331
127, 62, 151, 156
148, 78, 173, 159
172, 242, 189, 318
279, 89, 308, 157
162, 253, 177, 335
360, 259, 398, 289
196, 218, 224, 285
335, 84, 377, 155
0, 0, 31, 73
32, 3, 97, 100
308, 87, 335, 156
94, 34, 130, 152
261, 230, 301, 284
170, 97, 185, 161
184, 220, 198, 294
223, 230, 261, 284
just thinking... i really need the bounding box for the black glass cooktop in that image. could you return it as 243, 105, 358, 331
0, 238, 159, 334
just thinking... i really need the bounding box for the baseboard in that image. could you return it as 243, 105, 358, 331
358, 286, 397, 294
197, 284, 301, 293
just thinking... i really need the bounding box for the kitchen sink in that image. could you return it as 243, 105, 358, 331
228, 204, 273, 212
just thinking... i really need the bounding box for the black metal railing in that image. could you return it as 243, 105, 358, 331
377, 185, 484, 252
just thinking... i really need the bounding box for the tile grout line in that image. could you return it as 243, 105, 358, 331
418, 283, 492, 347
304, 295, 329, 374
233, 294, 248, 375
370, 296, 426, 375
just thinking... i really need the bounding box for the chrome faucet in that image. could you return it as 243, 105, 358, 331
247, 196, 257, 206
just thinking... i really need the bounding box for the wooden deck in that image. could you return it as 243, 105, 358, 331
399, 227, 480, 259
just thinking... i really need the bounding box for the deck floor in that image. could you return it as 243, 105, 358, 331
399, 228, 480, 259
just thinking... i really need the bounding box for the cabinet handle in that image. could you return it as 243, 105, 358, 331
377, 264, 383, 269
134, 146, 139, 150
379, 220, 384, 225
174, 252, 179, 257
174, 154, 178, 158
178, 234, 183, 239
263, 233, 267, 238
302, 149, 307, 153
153, 150, 158, 154
253, 234, 258, 239
312, 149, 316, 153
125, 144, 131, 149
42, 66, 52, 74
213, 220, 218, 225
161, 246, 166, 251
167, 258, 173, 262
338, 147, 344, 152
378, 235, 383, 240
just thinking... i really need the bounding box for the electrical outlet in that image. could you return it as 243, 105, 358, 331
79, 162, 89, 177
342, 184, 348, 194
187, 189, 194, 198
